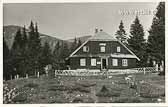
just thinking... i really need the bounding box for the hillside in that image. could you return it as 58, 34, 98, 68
3, 25, 93, 51
3, 25, 66, 51
67, 35, 91, 43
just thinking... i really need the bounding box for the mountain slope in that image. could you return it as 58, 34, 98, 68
3, 25, 66, 51
67, 35, 92, 43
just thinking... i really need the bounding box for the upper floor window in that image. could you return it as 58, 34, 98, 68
83, 46, 89, 52
80, 58, 86, 66
122, 59, 128, 66
100, 46, 105, 52
117, 46, 121, 52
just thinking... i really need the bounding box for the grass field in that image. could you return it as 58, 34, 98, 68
3, 72, 165, 103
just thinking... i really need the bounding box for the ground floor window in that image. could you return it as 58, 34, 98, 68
112, 59, 118, 66
80, 58, 86, 66
91, 58, 96, 66
122, 59, 128, 66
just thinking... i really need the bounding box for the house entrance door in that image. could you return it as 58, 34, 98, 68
102, 58, 108, 70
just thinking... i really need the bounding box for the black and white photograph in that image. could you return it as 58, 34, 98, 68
2, 1, 165, 104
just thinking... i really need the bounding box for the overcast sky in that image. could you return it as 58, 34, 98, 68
3, 2, 158, 40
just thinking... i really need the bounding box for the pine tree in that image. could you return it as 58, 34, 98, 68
115, 20, 127, 43
10, 29, 23, 76
147, 2, 165, 65
27, 21, 42, 75
128, 16, 146, 66
41, 42, 52, 68
3, 38, 10, 80
70, 37, 78, 53
60, 41, 70, 69
52, 41, 61, 70
20, 26, 29, 76
77, 39, 82, 48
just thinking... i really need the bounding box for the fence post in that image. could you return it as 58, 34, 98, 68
10, 75, 12, 80
156, 64, 158, 72
26, 74, 28, 79
55, 70, 57, 77
143, 68, 146, 75
37, 72, 39, 78
16, 74, 19, 79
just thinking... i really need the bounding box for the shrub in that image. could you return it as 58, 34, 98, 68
96, 85, 120, 97
72, 85, 90, 93
24, 83, 38, 88
75, 81, 96, 87
112, 97, 142, 103
72, 97, 83, 103
13, 93, 27, 103
48, 85, 71, 91
138, 83, 165, 98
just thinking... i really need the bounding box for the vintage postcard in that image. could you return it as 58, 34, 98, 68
1, 0, 167, 106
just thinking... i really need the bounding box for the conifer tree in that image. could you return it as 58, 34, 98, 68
147, 2, 165, 65
41, 42, 52, 68
77, 39, 82, 48
52, 41, 61, 70
10, 29, 23, 76
115, 20, 127, 43
3, 38, 10, 80
70, 37, 78, 53
27, 21, 42, 75
60, 42, 70, 69
128, 16, 146, 66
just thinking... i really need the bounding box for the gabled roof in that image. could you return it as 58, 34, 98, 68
68, 31, 140, 61
89, 31, 117, 41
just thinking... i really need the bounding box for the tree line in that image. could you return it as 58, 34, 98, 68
3, 21, 82, 80
115, 2, 165, 69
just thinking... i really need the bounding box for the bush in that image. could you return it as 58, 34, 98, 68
96, 85, 120, 97
138, 83, 165, 98
72, 97, 83, 103
48, 85, 71, 91
13, 93, 27, 103
75, 81, 96, 87
24, 83, 38, 88
72, 85, 90, 93
112, 97, 142, 103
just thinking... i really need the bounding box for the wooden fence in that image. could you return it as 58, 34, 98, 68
54, 67, 158, 76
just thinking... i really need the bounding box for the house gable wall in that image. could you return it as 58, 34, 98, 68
75, 41, 131, 55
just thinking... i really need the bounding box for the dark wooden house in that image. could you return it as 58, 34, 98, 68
67, 30, 140, 70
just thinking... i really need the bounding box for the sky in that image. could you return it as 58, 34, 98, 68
3, 2, 159, 40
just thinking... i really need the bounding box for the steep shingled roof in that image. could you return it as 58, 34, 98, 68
89, 31, 117, 41
67, 31, 140, 61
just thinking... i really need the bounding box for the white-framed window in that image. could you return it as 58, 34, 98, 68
112, 59, 118, 66
83, 46, 89, 52
100, 46, 105, 52
91, 58, 96, 66
80, 58, 86, 66
122, 59, 128, 66
117, 46, 121, 52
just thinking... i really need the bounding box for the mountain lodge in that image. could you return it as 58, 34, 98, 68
67, 29, 140, 70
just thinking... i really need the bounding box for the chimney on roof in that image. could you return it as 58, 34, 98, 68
100, 29, 103, 32
95, 28, 98, 33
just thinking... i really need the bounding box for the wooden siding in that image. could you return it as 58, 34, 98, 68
69, 57, 136, 70
75, 41, 130, 55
